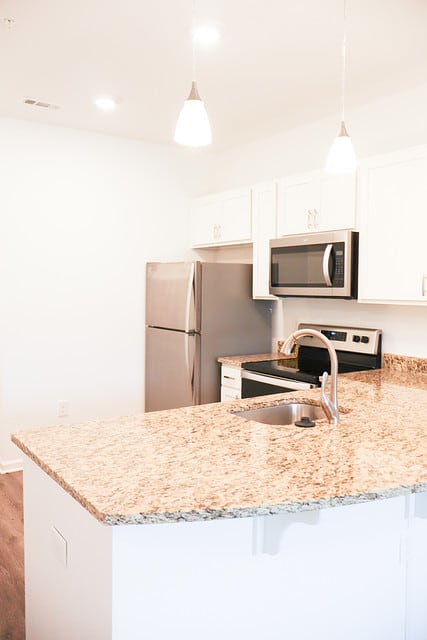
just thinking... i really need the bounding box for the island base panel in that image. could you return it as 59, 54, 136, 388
23, 458, 112, 640
22, 456, 427, 639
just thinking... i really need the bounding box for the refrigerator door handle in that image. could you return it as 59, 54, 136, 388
184, 262, 195, 333
184, 333, 198, 405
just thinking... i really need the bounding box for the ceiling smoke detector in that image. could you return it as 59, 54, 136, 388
23, 97, 60, 110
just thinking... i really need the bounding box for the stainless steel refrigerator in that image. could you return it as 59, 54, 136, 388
145, 261, 272, 412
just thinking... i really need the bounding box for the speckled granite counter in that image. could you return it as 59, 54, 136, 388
217, 351, 285, 366
217, 347, 296, 367
12, 367, 427, 526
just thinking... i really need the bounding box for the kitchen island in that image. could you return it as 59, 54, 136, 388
12, 367, 427, 640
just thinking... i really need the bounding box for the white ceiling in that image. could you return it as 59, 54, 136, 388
1, 0, 427, 149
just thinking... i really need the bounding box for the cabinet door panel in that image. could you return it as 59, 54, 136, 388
278, 171, 319, 235
190, 199, 223, 246
278, 171, 356, 236
221, 189, 252, 243
358, 149, 427, 303
319, 173, 356, 231
190, 189, 252, 247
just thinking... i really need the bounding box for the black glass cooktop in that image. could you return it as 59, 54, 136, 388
241, 359, 321, 385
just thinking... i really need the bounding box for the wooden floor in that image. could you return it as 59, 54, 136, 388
0, 471, 25, 640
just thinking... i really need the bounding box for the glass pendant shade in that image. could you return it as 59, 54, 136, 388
325, 121, 357, 174
174, 81, 212, 147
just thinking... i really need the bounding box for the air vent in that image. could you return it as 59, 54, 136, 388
23, 97, 60, 110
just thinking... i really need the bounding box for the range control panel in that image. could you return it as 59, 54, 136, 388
296, 323, 382, 355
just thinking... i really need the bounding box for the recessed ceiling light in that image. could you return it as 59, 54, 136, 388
94, 96, 117, 111
193, 25, 220, 46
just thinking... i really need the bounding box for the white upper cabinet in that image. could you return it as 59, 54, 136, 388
251, 181, 278, 299
358, 146, 427, 304
190, 188, 252, 247
278, 171, 356, 235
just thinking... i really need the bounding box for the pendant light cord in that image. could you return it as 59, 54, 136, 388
341, 0, 347, 122
192, 0, 197, 82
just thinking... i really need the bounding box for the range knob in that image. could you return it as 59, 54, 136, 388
352, 335, 361, 343
361, 336, 370, 344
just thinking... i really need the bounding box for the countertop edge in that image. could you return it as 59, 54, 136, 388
217, 352, 297, 367
103, 483, 427, 525
12, 435, 105, 524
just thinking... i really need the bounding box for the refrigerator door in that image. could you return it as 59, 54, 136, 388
145, 326, 200, 412
198, 262, 272, 404
146, 262, 200, 332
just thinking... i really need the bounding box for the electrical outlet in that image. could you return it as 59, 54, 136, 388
57, 401, 69, 418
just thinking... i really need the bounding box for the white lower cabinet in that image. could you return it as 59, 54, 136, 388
220, 364, 241, 401
358, 146, 427, 303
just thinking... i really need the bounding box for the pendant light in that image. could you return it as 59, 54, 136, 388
174, 0, 212, 147
325, 0, 356, 174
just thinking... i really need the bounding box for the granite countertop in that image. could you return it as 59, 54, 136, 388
218, 352, 282, 366
12, 366, 427, 526
217, 346, 296, 367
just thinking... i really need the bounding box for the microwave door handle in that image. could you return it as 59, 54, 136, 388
322, 244, 333, 287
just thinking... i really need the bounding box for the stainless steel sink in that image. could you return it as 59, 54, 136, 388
234, 402, 325, 426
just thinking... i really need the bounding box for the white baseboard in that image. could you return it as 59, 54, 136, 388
0, 458, 23, 473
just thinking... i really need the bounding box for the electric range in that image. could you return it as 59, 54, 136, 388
240, 323, 382, 398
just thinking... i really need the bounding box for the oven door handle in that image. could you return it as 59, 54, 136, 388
241, 370, 315, 391
322, 243, 333, 287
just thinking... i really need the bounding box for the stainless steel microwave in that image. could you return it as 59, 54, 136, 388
270, 229, 358, 298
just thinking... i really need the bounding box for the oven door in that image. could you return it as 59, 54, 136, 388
241, 371, 316, 399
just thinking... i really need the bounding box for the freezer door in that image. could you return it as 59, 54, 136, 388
145, 327, 200, 412
146, 262, 200, 332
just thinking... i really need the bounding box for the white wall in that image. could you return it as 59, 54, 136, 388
0, 118, 199, 470
196, 82, 427, 357
197, 82, 427, 193
273, 299, 427, 358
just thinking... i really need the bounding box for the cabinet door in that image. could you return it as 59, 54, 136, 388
252, 181, 277, 299
190, 198, 223, 246
190, 188, 252, 247
221, 189, 252, 244
278, 171, 356, 236
358, 147, 427, 303
319, 173, 356, 231
220, 386, 241, 402
220, 365, 242, 401
278, 171, 319, 235
220, 364, 241, 391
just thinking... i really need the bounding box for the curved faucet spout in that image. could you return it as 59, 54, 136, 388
281, 328, 339, 425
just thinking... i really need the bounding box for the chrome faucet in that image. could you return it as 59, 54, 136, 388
281, 328, 339, 425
